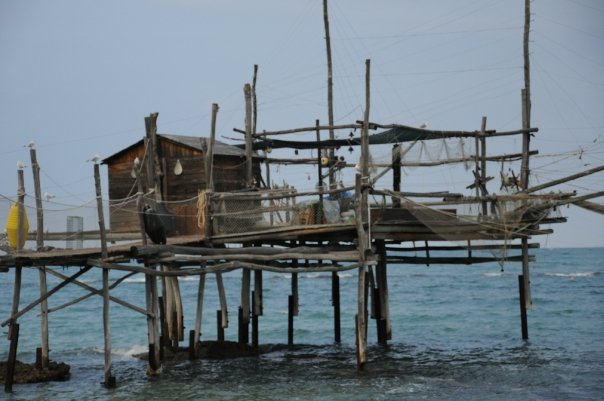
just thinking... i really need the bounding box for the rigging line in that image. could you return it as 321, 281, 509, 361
534, 59, 599, 132
332, 26, 523, 40
368, 66, 522, 78
537, 31, 604, 70
255, 0, 319, 77
0, 193, 16, 202
564, 0, 604, 14
40, 169, 90, 204
330, 1, 420, 125
533, 42, 604, 86
368, 0, 504, 57
538, 12, 603, 40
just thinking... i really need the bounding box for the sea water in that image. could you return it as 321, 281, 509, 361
1, 247, 602, 400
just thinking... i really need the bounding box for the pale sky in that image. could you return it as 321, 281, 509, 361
1, 0, 602, 248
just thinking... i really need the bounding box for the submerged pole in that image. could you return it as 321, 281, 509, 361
518, 275, 529, 340
331, 271, 341, 343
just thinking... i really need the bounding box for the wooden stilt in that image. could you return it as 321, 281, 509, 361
193, 271, 206, 354
518, 274, 529, 340
239, 268, 250, 344
252, 290, 259, 349
134, 157, 160, 373
216, 310, 225, 341
331, 271, 341, 343
355, 58, 372, 370
216, 272, 228, 330
30, 147, 49, 368
146, 274, 160, 372
8, 265, 22, 340
375, 240, 391, 342
94, 162, 115, 388
188, 330, 196, 360
171, 309, 179, 350
290, 240, 299, 316
151, 275, 161, 367
4, 323, 19, 393
158, 296, 167, 353
253, 269, 263, 316
252, 268, 262, 349
288, 294, 294, 346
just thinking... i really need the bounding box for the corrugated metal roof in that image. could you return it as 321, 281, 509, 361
102, 134, 246, 163
161, 134, 246, 157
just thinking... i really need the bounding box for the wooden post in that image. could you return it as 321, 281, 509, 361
188, 330, 196, 360
520, 0, 533, 311
30, 147, 50, 369
171, 309, 179, 349
6, 264, 21, 391
145, 111, 183, 344
216, 272, 228, 330
4, 323, 19, 393
94, 162, 115, 387
316, 120, 324, 223
16, 167, 26, 252
355, 59, 371, 369
254, 270, 263, 316
323, 0, 336, 192
145, 112, 162, 200
193, 270, 206, 354
252, 267, 262, 349
205, 103, 219, 192
252, 291, 259, 349
8, 168, 25, 344
288, 295, 294, 346
252, 65, 259, 136
375, 240, 391, 343
135, 162, 161, 373
158, 296, 166, 357
216, 310, 225, 341
239, 268, 251, 344
518, 275, 529, 340
479, 116, 488, 216
244, 83, 254, 188
331, 271, 341, 343
392, 144, 401, 208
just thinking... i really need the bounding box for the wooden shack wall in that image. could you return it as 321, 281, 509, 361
107, 139, 256, 235
106, 143, 146, 234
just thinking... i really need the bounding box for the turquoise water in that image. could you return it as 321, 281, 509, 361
1, 248, 603, 400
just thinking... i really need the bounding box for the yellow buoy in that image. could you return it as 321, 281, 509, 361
5, 203, 29, 250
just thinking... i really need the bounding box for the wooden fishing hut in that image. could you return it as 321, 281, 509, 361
102, 115, 261, 237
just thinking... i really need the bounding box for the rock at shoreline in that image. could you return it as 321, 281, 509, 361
0, 360, 70, 384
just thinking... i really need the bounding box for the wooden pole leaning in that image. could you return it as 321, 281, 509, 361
94, 162, 115, 388
30, 146, 50, 368
6, 167, 26, 391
